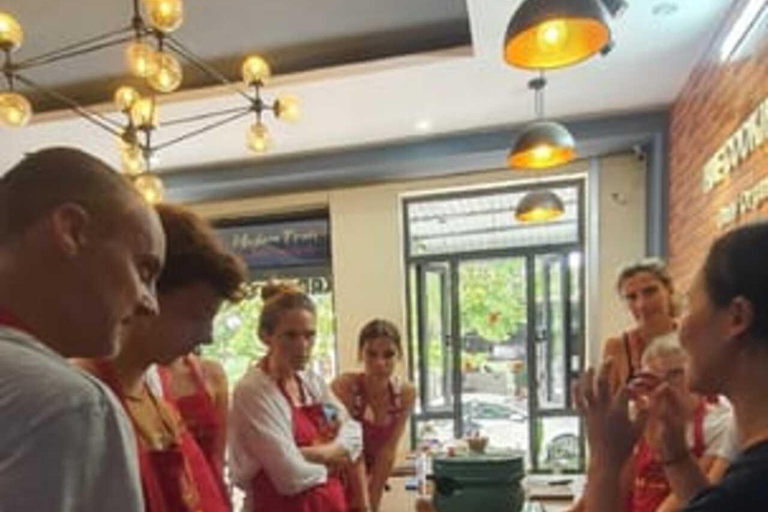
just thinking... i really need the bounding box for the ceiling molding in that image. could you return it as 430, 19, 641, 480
164, 109, 668, 203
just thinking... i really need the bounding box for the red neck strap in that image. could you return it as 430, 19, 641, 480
0, 306, 36, 337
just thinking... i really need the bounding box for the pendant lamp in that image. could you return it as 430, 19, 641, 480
504, 0, 611, 70
515, 189, 565, 222
508, 75, 576, 170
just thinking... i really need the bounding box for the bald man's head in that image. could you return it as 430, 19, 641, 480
0, 147, 142, 244
0, 147, 167, 358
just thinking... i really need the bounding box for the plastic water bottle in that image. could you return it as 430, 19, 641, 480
416, 447, 430, 496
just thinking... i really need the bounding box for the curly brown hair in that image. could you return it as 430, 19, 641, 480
155, 203, 247, 302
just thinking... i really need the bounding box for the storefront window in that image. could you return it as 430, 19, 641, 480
203, 213, 337, 387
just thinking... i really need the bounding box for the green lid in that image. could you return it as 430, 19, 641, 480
433, 453, 525, 483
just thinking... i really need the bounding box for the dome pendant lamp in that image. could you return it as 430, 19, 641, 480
508, 75, 576, 170
504, 0, 611, 70
515, 189, 565, 223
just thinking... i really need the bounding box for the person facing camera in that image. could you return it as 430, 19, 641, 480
332, 319, 416, 512
229, 282, 370, 512
603, 258, 679, 395
578, 221, 768, 512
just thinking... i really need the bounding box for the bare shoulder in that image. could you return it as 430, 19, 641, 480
601, 336, 624, 359
200, 358, 228, 389
331, 372, 357, 396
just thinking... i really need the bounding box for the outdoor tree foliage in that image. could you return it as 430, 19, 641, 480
204, 288, 336, 388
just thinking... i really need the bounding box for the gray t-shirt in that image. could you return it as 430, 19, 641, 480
0, 326, 144, 512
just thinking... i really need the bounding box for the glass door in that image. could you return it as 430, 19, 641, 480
531, 252, 584, 472
457, 257, 528, 451
412, 261, 457, 445
409, 250, 584, 471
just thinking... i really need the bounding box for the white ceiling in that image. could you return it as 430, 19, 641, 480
0, 0, 732, 176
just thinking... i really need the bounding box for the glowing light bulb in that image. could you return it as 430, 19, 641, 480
526, 208, 555, 222
148, 52, 183, 93
246, 123, 270, 153
133, 173, 165, 204
114, 86, 140, 112
0, 91, 32, 127
0, 12, 23, 51
537, 20, 569, 51
532, 144, 554, 163
130, 97, 159, 129
126, 41, 159, 78
142, 0, 184, 33
120, 144, 147, 175
276, 94, 300, 122
241, 55, 271, 85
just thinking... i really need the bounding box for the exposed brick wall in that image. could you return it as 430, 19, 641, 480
668, 2, 768, 292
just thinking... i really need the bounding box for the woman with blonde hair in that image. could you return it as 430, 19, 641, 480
579, 221, 768, 511
229, 283, 369, 512
628, 334, 735, 512
603, 258, 679, 395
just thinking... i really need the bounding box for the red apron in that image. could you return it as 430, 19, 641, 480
160, 357, 225, 485
0, 308, 36, 337
249, 377, 348, 512
631, 402, 707, 512
90, 360, 230, 512
351, 374, 402, 471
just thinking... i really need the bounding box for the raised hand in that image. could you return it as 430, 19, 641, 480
641, 383, 689, 464
573, 360, 646, 466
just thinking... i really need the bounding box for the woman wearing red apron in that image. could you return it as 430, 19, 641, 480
627, 335, 736, 512
159, 355, 228, 485
85, 359, 229, 512
76, 203, 247, 512
229, 282, 370, 512
332, 319, 416, 512
602, 259, 679, 398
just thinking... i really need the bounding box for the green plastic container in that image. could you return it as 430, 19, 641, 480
432, 453, 526, 512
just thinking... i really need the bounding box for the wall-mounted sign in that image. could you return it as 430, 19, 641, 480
701, 97, 768, 193
217, 217, 330, 269
716, 175, 768, 228
243, 276, 333, 296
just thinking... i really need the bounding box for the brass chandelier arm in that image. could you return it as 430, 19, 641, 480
13, 27, 136, 71
162, 105, 254, 127
152, 107, 253, 152
163, 36, 253, 103
12, 74, 125, 135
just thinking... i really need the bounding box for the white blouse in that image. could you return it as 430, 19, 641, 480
229, 365, 362, 506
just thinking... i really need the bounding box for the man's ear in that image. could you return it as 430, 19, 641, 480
50, 203, 92, 256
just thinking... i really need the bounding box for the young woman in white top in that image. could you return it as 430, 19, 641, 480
229, 283, 369, 512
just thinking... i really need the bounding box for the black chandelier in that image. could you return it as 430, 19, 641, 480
0, 0, 299, 202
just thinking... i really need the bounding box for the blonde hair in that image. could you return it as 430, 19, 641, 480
641, 332, 685, 369
257, 280, 315, 340
617, 257, 680, 317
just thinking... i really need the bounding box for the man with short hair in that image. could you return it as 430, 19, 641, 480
81, 202, 246, 512
0, 147, 166, 511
